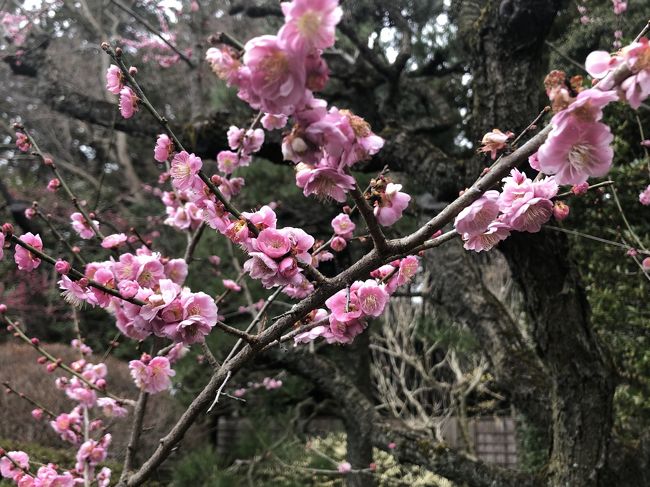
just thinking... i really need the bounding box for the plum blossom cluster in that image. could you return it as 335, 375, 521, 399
205, 0, 403, 217
295, 256, 419, 345
463, 37, 650, 253
0, 337, 123, 486
243, 222, 316, 297
55, 246, 218, 346
454, 169, 559, 252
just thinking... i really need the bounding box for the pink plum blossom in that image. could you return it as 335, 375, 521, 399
223, 279, 242, 292
101, 233, 127, 249
261, 113, 288, 130
331, 213, 355, 239
279, 0, 343, 52
129, 355, 175, 393
241, 35, 307, 115
55, 259, 71, 275
205, 46, 241, 84
227, 126, 245, 150
463, 221, 511, 252
356, 280, 389, 317
374, 183, 411, 226
217, 150, 242, 174
154, 134, 174, 162
0, 451, 29, 480
479, 129, 513, 159
551, 88, 618, 127
639, 185, 650, 206
295, 162, 355, 202
119, 87, 139, 119
537, 121, 614, 185
242, 128, 265, 154
256, 228, 292, 258
454, 190, 500, 236
105, 65, 123, 94
14, 232, 42, 271
170, 151, 202, 190
70, 212, 99, 240
337, 461, 352, 473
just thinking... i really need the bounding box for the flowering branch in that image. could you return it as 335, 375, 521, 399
2, 381, 57, 419
6, 234, 145, 306
100, 44, 259, 237
17, 126, 105, 242
3, 316, 135, 406
32, 204, 87, 265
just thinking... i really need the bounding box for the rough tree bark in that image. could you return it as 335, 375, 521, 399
461, 1, 618, 485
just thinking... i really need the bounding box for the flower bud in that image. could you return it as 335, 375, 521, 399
342, 205, 352, 214
553, 201, 570, 221
330, 236, 347, 252
129, 66, 138, 76
571, 182, 589, 195
24, 208, 36, 219
55, 260, 71, 275
47, 178, 61, 192
101, 41, 109, 50
210, 175, 222, 185
627, 248, 638, 257
115, 47, 123, 57
96, 379, 107, 389
0, 304, 6, 314
46, 362, 58, 373
37, 357, 47, 364
43, 157, 54, 167
31, 409, 44, 420
2, 223, 14, 237
30, 337, 39, 346
72, 246, 81, 253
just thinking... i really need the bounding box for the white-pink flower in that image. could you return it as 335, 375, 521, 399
170, 151, 203, 190
119, 86, 139, 119
14, 232, 42, 271
129, 355, 175, 394
374, 183, 411, 226
106, 65, 123, 94
279, 0, 343, 52
639, 185, 650, 206
71, 212, 99, 240
154, 134, 174, 162
537, 121, 613, 185
101, 233, 127, 249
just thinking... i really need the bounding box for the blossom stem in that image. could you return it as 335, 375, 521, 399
214, 321, 257, 343
555, 180, 614, 198
349, 183, 388, 254
7, 234, 145, 306
101, 45, 259, 237
119, 389, 149, 484
21, 129, 105, 242
183, 222, 206, 263
544, 225, 650, 256
130, 226, 152, 251
33, 205, 88, 265
2, 381, 58, 419
2, 316, 135, 406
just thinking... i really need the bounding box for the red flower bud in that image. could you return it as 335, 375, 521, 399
2, 223, 14, 237
30, 337, 39, 346
0, 304, 7, 313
